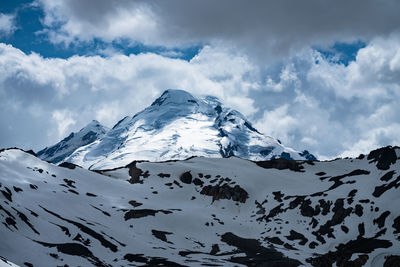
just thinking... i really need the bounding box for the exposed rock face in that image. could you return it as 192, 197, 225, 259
179, 171, 192, 184
299, 150, 317, 161
307, 237, 392, 267
255, 158, 305, 172
124, 209, 172, 220
58, 162, 80, 169
200, 184, 248, 203
384, 255, 400, 267
126, 161, 149, 184
367, 146, 398, 170
373, 174, 400, 198
221, 232, 302, 267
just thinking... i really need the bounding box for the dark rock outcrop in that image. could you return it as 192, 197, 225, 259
307, 237, 392, 267
58, 162, 80, 169
221, 232, 301, 267
179, 171, 192, 184
151, 229, 173, 243
126, 161, 148, 184
384, 255, 400, 267
124, 209, 172, 220
367, 146, 398, 170
255, 158, 305, 172
200, 184, 248, 203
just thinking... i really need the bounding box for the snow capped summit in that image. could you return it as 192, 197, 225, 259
37, 120, 109, 164
150, 89, 199, 106
42, 89, 316, 169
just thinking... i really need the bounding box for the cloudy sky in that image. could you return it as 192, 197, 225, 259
0, 0, 399, 159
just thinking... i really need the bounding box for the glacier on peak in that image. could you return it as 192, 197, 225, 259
39, 89, 316, 169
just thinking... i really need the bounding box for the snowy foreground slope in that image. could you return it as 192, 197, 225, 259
39, 89, 316, 169
1, 146, 400, 266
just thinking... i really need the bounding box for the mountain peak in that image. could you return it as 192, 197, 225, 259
37, 120, 109, 163
83, 120, 104, 130
151, 89, 198, 106
89, 119, 101, 125
40, 89, 316, 169
57, 89, 316, 169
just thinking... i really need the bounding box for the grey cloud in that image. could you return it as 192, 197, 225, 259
39, 0, 400, 59
62, 0, 136, 25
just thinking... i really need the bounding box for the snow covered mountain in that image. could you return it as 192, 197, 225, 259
37, 120, 109, 164
42, 89, 316, 170
1, 146, 400, 266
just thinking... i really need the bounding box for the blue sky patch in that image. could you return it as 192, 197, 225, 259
316, 40, 367, 66
0, 0, 202, 60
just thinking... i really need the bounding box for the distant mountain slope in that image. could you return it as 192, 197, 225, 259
46, 89, 315, 170
37, 120, 109, 164
0, 146, 400, 266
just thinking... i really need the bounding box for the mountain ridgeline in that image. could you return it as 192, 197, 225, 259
37, 89, 316, 170
37, 120, 109, 164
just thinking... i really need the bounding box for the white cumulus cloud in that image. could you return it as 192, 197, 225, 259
0, 13, 16, 36
0, 43, 258, 150
1, 33, 400, 158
